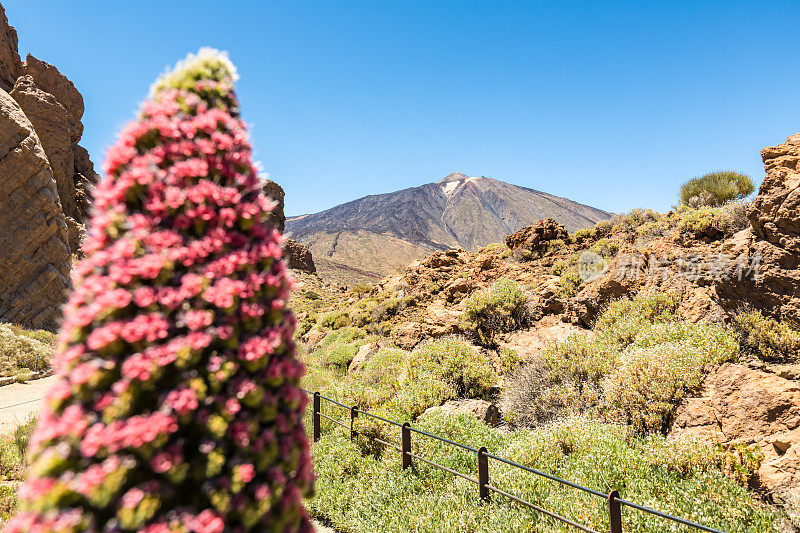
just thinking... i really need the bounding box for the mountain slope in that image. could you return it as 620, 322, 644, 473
287, 173, 611, 283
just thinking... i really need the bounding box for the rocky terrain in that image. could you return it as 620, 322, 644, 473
0, 6, 97, 331
294, 133, 800, 529
287, 172, 611, 284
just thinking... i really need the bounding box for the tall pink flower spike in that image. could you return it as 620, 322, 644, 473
8, 48, 314, 533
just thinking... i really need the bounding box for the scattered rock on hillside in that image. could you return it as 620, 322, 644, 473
0, 88, 70, 331
506, 218, 569, 255
424, 399, 500, 427
497, 316, 592, 362
348, 341, 380, 373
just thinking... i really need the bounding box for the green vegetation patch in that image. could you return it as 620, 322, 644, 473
461, 279, 530, 347
0, 324, 55, 379
680, 171, 754, 207
736, 309, 800, 362
308, 413, 779, 532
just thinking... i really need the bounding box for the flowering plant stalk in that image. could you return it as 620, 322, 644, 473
8, 48, 313, 532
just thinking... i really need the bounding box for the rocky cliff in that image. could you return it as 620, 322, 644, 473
0, 5, 98, 330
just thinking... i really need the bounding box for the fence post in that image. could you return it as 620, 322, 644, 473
350, 405, 358, 442
312, 392, 321, 442
477, 446, 490, 501
401, 422, 412, 469
608, 490, 622, 533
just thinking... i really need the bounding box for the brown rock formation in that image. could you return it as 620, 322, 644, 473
262, 178, 286, 233
261, 179, 316, 273
0, 5, 98, 255
284, 238, 316, 274
670, 363, 800, 522
716, 133, 800, 324
751, 134, 800, 251
0, 88, 70, 330
506, 218, 569, 255
0, 5, 21, 92
0, 4, 98, 330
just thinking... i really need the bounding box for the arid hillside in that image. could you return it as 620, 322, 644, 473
291, 133, 800, 531
287, 172, 611, 284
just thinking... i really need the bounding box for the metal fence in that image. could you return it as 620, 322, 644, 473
302, 389, 726, 533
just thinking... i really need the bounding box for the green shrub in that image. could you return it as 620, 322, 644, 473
323, 343, 360, 370
590, 238, 622, 258
736, 309, 800, 362
410, 338, 498, 400
680, 171, 755, 207
523, 294, 736, 435
0, 485, 18, 523
550, 260, 568, 276
319, 309, 351, 329
461, 279, 529, 346
0, 324, 54, 378
603, 329, 736, 434
595, 292, 680, 345
13, 415, 36, 462
308, 414, 780, 532
558, 267, 582, 298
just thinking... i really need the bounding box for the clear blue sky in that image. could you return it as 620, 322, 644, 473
6, 1, 800, 215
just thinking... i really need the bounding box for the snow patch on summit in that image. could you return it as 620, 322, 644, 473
439, 174, 483, 197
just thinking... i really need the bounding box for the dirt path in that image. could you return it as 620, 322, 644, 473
0, 375, 57, 434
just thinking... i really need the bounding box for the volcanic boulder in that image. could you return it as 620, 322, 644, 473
506, 218, 569, 256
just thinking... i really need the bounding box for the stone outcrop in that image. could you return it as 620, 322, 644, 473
261, 178, 316, 273
750, 134, 800, 251
0, 7, 99, 256
0, 6, 21, 92
424, 399, 500, 427
262, 178, 286, 233
506, 218, 568, 255
714, 133, 800, 324
670, 363, 800, 525
0, 88, 70, 331
285, 238, 316, 273
0, 5, 97, 330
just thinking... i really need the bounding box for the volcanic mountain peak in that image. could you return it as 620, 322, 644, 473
438, 172, 484, 196
286, 173, 611, 284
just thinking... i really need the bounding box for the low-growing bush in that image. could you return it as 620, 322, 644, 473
515, 294, 736, 434
680, 171, 755, 207
0, 324, 54, 378
461, 279, 530, 346
736, 309, 800, 362
678, 202, 751, 239
558, 267, 582, 298
595, 292, 680, 345
410, 338, 498, 399
501, 364, 568, 428
308, 414, 780, 532
590, 237, 622, 258
319, 309, 351, 329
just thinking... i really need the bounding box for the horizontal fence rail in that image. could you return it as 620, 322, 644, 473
301, 389, 726, 533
